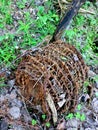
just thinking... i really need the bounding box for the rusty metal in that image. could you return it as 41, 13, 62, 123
16, 40, 88, 117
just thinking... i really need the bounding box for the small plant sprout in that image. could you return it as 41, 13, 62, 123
31, 119, 37, 126
93, 75, 98, 83
84, 80, 90, 87
80, 113, 86, 121
75, 112, 81, 119
65, 113, 74, 120
41, 114, 46, 120
0, 78, 6, 88
45, 122, 51, 128
77, 104, 82, 110
65, 112, 86, 121
74, 112, 86, 121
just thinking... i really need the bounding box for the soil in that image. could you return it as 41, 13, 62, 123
0, 0, 98, 130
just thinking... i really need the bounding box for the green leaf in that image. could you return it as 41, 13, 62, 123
65, 113, 74, 120
42, 114, 46, 120
0, 36, 5, 41
38, 6, 44, 14
84, 80, 90, 87
80, 113, 86, 121
77, 104, 82, 110
75, 112, 81, 119
65, 29, 76, 39
45, 122, 51, 127
93, 75, 98, 82
31, 119, 37, 126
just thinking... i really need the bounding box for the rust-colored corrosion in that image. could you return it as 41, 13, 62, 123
16, 40, 88, 117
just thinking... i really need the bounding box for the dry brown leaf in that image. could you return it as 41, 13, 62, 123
46, 92, 58, 123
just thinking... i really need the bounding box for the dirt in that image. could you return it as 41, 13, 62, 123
0, 0, 98, 130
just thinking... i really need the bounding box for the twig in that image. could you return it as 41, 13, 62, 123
79, 8, 95, 14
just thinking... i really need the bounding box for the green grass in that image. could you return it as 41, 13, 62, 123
0, 0, 12, 27
0, 0, 98, 69
64, 1, 98, 66
0, 77, 6, 87
0, 0, 59, 68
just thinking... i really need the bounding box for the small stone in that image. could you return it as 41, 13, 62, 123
11, 99, 22, 108
85, 128, 93, 130
88, 70, 96, 78
95, 82, 98, 89
79, 126, 85, 130
13, 125, 25, 130
67, 128, 77, 130
35, 0, 42, 6
66, 118, 79, 128
0, 95, 5, 102
29, 8, 33, 14
21, 107, 32, 122
0, 119, 8, 130
8, 80, 15, 88
9, 106, 21, 119
73, 54, 79, 61
9, 90, 17, 99
92, 98, 98, 113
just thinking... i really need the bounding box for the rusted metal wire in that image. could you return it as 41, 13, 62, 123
16, 40, 88, 117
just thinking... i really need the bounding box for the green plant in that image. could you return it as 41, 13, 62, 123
16, 0, 27, 9
65, 113, 74, 120
0, 77, 6, 88
0, 0, 12, 26
80, 113, 86, 121
77, 104, 82, 111
75, 112, 86, 121
0, 34, 16, 66
31, 119, 37, 126
92, 75, 98, 83
64, 1, 98, 66
45, 122, 51, 128
41, 114, 46, 120
0, 0, 59, 68
65, 112, 86, 121
84, 80, 90, 87
82, 80, 90, 93
33, 5, 59, 42
74, 112, 81, 119
16, 0, 59, 48
65, 103, 86, 121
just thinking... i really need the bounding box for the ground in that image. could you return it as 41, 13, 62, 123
0, 0, 98, 130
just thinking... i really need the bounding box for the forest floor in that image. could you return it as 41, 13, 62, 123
0, 0, 98, 130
